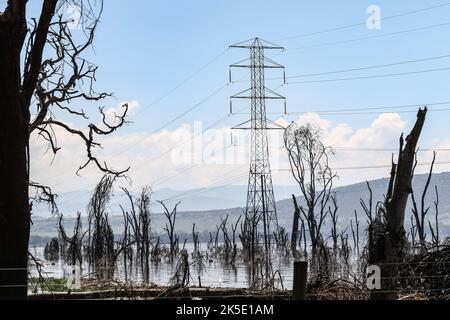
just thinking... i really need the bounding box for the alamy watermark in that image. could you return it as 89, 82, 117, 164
367, 5, 382, 30
366, 265, 381, 290
169, 121, 284, 168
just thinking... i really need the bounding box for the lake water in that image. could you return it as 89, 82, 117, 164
28, 244, 295, 290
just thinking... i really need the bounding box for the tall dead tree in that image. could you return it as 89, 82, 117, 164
123, 187, 153, 283
329, 194, 339, 257
137, 187, 152, 283
411, 151, 436, 252
159, 201, 180, 263
59, 212, 84, 267
231, 216, 241, 264
87, 175, 115, 281
429, 186, 440, 248
291, 195, 301, 258
284, 123, 337, 269
369, 108, 428, 300
0, 0, 128, 299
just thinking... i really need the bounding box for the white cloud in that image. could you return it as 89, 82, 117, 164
103, 100, 140, 125
30, 111, 450, 196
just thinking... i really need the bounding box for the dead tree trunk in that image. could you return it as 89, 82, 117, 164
291, 195, 301, 258
0, 1, 31, 300
411, 151, 436, 252
159, 201, 180, 263
1, 0, 126, 299
369, 108, 427, 300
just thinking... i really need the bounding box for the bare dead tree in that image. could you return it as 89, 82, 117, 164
339, 231, 351, 279
429, 186, 440, 249
214, 224, 221, 250
0, 0, 129, 299
170, 250, 190, 288
369, 108, 428, 300
284, 123, 337, 271
409, 214, 418, 246
58, 212, 85, 267
137, 187, 152, 283
239, 209, 261, 266
273, 226, 289, 252
87, 175, 115, 281
360, 182, 374, 225
360, 181, 375, 255
350, 211, 360, 258
192, 223, 200, 254
119, 206, 133, 282
159, 201, 180, 263
410, 151, 436, 252
122, 188, 140, 278
239, 210, 251, 257
43, 237, 59, 262
291, 195, 301, 258
220, 215, 232, 262
299, 217, 307, 259
231, 216, 242, 264
122, 187, 152, 283
329, 194, 339, 257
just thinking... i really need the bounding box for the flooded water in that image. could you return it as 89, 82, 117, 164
29, 244, 295, 290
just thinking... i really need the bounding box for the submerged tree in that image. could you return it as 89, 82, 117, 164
123, 187, 153, 283
159, 201, 180, 263
0, 0, 128, 299
59, 212, 84, 267
87, 175, 115, 281
284, 123, 337, 272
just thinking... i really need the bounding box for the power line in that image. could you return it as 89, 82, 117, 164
133, 49, 229, 117
151, 144, 232, 188
239, 108, 450, 116
235, 101, 450, 116
286, 108, 450, 116
152, 84, 229, 133
160, 177, 248, 206
49, 83, 230, 188
156, 168, 248, 205
131, 81, 285, 188
286, 101, 450, 114
275, 2, 450, 41
287, 21, 450, 51
275, 161, 450, 172
231, 53, 450, 84
129, 103, 250, 177
286, 66, 450, 85
57, 106, 246, 198
155, 160, 450, 205
131, 78, 284, 187
334, 147, 450, 152
285, 54, 450, 79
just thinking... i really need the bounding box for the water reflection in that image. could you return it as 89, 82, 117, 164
29, 244, 294, 289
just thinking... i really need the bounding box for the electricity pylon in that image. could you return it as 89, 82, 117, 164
229, 38, 286, 248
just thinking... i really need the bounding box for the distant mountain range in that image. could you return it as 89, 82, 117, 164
32, 185, 302, 215
31, 172, 450, 242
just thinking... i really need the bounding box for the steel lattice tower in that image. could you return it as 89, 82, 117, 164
229, 38, 286, 235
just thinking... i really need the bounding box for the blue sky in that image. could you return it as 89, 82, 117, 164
84, 0, 450, 140
22, 0, 450, 195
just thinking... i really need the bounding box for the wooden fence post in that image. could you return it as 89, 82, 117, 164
292, 261, 308, 300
